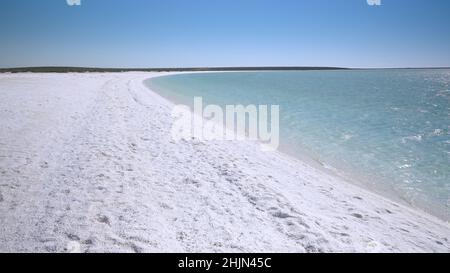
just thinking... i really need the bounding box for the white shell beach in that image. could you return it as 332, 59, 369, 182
0, 72, 449, 253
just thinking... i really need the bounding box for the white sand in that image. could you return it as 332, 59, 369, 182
0, 72, 449, 253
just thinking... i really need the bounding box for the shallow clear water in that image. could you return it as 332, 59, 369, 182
146, 70, 450, 219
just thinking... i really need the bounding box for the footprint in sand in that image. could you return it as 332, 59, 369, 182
351, 213, 364, 219
272, 211, 293, 219
97, 214, 111, 225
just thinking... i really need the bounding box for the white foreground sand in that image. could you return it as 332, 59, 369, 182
0, 72, 449, 253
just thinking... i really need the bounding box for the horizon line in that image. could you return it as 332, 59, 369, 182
1, 66, 450, 73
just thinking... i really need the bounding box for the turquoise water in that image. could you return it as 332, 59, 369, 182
146, 70, 450, 219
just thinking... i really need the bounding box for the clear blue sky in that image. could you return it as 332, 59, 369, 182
1, 0, 449, 68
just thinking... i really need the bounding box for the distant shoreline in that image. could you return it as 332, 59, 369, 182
1, 66, 450, 73
0, 66, 347, 73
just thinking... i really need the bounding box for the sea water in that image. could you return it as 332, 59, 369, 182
146, 69, 450, 219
